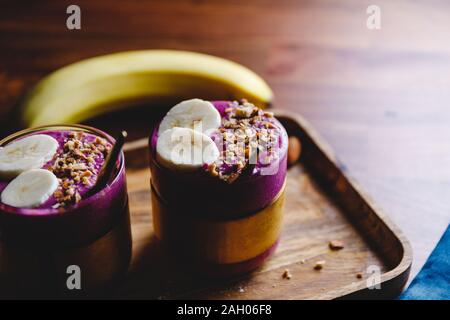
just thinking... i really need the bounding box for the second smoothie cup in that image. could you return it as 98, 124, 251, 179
149, 99, 288, 276
0, 125, 131, 296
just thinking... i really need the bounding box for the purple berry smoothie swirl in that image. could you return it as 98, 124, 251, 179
149, 100, 288, 218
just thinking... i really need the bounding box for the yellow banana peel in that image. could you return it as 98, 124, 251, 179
20, 50, 274, 127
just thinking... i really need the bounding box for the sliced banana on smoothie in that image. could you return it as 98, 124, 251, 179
0, 134, 58, 179
158, 99, 221, 135
157, 127, 219, 171
1, 169, 59, 208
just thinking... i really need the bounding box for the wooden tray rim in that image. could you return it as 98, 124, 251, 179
273, 109, 412, 299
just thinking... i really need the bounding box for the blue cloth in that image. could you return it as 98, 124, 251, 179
400, 224, 450, 300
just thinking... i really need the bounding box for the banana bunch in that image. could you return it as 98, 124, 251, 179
20, 50, 273, 127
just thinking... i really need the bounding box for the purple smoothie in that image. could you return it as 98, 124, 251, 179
0, 130, 110, 210
149, 100, 288, 218
0, 125, 129, 248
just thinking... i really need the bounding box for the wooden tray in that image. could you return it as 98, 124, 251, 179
117, 110, 412, 299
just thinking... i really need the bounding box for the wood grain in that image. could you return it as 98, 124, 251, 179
0, 0, 449, 289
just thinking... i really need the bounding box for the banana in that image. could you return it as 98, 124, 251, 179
158, 98, 220, 135
156, 127, 219, 171
1, 169, 59, 208
20, 50, 273, 127
0, 134, 58, 179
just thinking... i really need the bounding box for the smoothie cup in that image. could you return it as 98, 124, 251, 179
149, 100, 287, 276
0, 125, 131, 297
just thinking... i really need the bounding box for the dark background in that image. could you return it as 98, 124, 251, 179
1, 0, 449, 282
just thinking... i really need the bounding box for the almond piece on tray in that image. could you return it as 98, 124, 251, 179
329, 240, 345, 251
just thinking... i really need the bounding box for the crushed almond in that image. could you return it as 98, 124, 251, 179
50, 131, 111, 207
329, 240, 345, 251
235, 105, 255, 118
282, 269, 292, 279
314, 261, 325, 271
82, 170, 93, 177
226, 172, 240, 184
208, 163, 219, 177
206, 100, 281, 183
82, 176, 91, 186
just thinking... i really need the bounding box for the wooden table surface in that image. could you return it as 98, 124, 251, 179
1, 0, 449, 289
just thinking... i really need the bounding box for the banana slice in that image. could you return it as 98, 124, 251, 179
1, 169, 59, 208
158, 99, 221, 135
157, 127, 219, 171
0, 134, 58, 179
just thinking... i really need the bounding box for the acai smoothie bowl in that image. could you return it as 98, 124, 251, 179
0, 124, 131, 296
149, 99, 288, 276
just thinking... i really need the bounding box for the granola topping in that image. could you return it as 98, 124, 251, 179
49, 131, 111, 207
206, 100, 282, 183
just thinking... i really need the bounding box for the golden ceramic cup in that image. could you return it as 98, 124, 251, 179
151, 181, 285, 275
